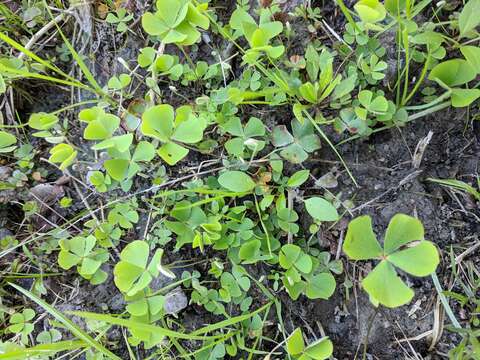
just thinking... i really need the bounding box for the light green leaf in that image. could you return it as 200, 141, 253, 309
387, 241, 439, 276
141, 104, 175, 142
286, 328, 305, 355
459, 0, 480, 37
104, 159, 130, 181
49, 143, 77, 170
451, 88, 480, 108
304, 197, 339, 222
157, 141, 189, 165
171, 117, 205, 144
362, 260, 414, 308
343, 215, 382, 260
0, 131, 17, 153
218, 171, 255, 192
384, 214, 424, 255
428, 59, 476, 87
305, 273, 336, 300
28, 113, 59, 130
304, 337, 333, 359
287, 170, 310, 187
460, 46, 480, 73
132, 141, 155, 162
354, 0, 387, 23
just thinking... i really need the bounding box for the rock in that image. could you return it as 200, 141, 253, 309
163, 288, 188, 315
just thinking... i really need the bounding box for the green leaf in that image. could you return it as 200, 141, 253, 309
171, 116, 205, 144
305, 273, 336, 300
428, 59, 476, 87
157, 141, 189, 165
287, 170, 310, 187
138, 47, 156, 67
104, 159, 130, 181
354, 0, 387, 23
141, 104, 175, 142
451, 88, 480, 107
218, 171, 255, 192
132, 141, 155, 162
384, 214, 424, 255
280, 143, 309, 164
362, 260, 414, 308
0, 131, 17, 153
304, 197, 339, 222
114, 241, 161, 296
299, 82, 318, 103
28, 112, 59, 130
49, 143, 77, 170
460, 46, 480, 73
279, 244, 301, 270
304, 337, 334, 359
385, 0, 406, 16
343, 215, 382, 260
387, 241, 439, 276
83, 113, 120, 140
286, 328, 305, 355
92, 134, 133, 152
459, 0, 480, 37
239, 240, 261, 263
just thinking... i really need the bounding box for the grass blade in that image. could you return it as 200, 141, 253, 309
0, 340, 86, 360
43, 3, 105, 97
8, 283, 122, 360
427, 178, 480, 201
190, 302, 272, 335
68, 312, 217, 340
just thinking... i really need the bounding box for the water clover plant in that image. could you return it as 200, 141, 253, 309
7, 309, 35, 344
58, 235, 109, 285
114, 240, 171, 296
271, 120, 321, 164
141, 104, 206, 165
343, 214, 440, 308
141, 0, 209, 46
48, 143, 77, 170
229, 6, 285, 64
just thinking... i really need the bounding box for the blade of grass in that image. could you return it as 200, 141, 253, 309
0, 32, 74, 81
8, 283, 122, 360
190, 302, 272, 336
0, 63, 92, 91
431, 273, 462, 329
0, 340, 86, 360
68, 312, 219, 340
427, 178, 480, 201
43, 2, 106, 98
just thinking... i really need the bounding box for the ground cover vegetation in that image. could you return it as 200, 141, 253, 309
0, 0, 479, 358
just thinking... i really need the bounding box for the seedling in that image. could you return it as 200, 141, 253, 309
343, 214, 440, 307
222, 117, 266, 158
